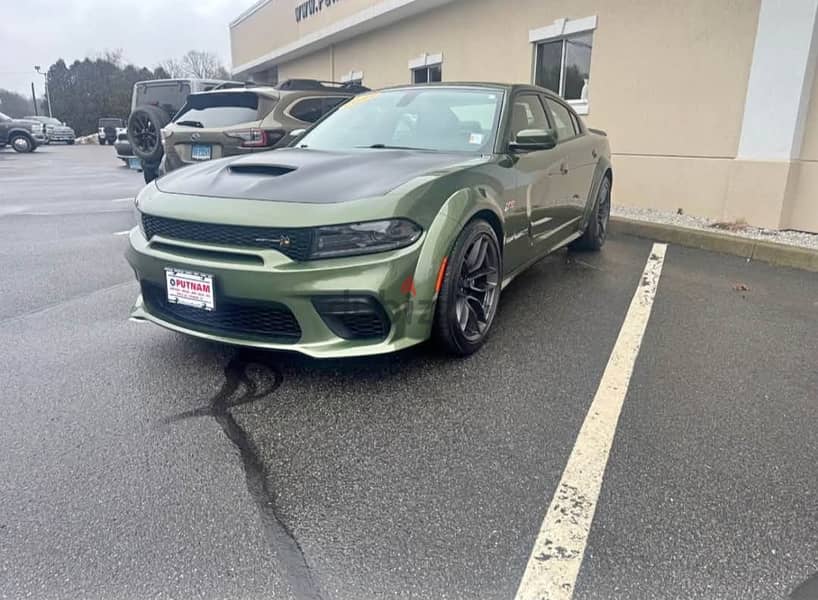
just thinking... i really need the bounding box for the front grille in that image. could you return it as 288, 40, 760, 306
142, 214, 313, 261
142, 282, 301, 343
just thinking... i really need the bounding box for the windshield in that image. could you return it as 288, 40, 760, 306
174, 92, 263, 128
298, 87, 504, 153
99, 118, 123, 127
134, 82, 191, 116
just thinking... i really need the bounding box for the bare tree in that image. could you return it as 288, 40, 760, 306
158, 58, 185, 78
159, 51, 231, 80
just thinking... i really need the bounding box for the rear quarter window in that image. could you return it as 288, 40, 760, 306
174, 92, 263, 128
287, 96, 350, 124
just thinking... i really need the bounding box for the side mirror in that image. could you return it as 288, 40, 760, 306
509, 129, 557, 152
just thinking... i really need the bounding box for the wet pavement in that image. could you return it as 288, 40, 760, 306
1, 145, 816, 599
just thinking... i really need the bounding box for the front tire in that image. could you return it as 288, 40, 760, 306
570, 175, 611, 251
433, 219, 502, 356
10, 134, 34, 153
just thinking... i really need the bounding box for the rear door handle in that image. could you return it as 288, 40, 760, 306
592, 149, 598, 159
559, 163, 569, 175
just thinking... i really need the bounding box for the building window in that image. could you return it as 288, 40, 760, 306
530, 16, 596, 114
340, 70, 364, 86
412, 64, 442, 84
409, 53, 443, 84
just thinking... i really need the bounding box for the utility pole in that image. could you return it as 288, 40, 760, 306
34, 66, 52, 118
30, 82, 39, 116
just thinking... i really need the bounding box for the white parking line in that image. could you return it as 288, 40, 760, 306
113, 230, 131, 236
111, 197, 134, 203
514, 243, 668, 600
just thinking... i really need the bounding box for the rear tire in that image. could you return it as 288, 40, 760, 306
433, 219, 502, 356
570, 175, 611, 252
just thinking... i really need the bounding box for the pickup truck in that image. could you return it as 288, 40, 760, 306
0, 111, 47, 152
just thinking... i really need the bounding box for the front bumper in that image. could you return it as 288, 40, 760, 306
125, 227, 436, 358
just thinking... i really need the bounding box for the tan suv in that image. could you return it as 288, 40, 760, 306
160, 79, 368, 174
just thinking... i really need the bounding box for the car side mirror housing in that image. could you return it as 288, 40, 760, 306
509, 129, 557, 152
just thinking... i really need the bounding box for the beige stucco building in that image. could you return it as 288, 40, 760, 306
230, 0, 818, 233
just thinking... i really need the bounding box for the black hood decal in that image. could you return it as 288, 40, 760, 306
155, 147, 477, 204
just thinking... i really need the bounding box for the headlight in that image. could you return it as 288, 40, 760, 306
309, 219, 422, 259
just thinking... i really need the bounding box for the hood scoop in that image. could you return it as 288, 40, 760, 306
228, 164, 296, 177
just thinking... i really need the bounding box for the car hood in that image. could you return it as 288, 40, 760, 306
155, 147, 485, 204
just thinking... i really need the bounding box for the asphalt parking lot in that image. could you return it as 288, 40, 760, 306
1, 144, 816, 600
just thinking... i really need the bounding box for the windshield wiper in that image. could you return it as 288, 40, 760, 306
176, 120, 204, 128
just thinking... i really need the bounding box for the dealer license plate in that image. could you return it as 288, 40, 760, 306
191, 144, 212, 161
165, 268, 215, 311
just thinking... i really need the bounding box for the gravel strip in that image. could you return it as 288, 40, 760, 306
612, 206, 818, 251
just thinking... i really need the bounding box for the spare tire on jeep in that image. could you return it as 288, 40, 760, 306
127, 105, 170, 164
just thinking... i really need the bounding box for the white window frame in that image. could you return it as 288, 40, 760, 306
408, 52, 443, 84
529, 15, 596, 115
340, 70, 364, 85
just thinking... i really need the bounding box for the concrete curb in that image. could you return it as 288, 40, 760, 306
609, 216, 818, 273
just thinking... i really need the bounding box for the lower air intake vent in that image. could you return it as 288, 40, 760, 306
312, 295, 391, 341
142, 282, 301, 343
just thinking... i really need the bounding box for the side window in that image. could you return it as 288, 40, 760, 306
545, 98, 577, 141
509, 94, 549, 141
322, 96, 348, 115
288, 98, 324, 123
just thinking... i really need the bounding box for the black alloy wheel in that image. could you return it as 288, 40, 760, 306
434, 219, 502, 356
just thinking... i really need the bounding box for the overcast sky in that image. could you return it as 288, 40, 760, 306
0, 0, 258, 97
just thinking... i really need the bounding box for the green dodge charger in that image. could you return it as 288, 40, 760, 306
126, 83, 612, 357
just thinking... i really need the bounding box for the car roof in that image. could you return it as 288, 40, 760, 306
367, 81, 564, 100
187, 83, 360, 101
188, 86, 282, 100
134, 78, 238, 85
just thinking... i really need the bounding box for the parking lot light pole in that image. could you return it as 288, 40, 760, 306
34, 66, 52, 118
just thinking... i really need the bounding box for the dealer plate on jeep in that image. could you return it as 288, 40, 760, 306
165, 268, 215, 311
191, 144, 212, 161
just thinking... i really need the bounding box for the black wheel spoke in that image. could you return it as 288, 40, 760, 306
453, 231, 500, 343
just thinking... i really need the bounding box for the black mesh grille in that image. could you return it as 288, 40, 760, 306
334, 313, 390, 339
142, 282, 301, 343
142, 213, 313, 261
312, 296, 390, 341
